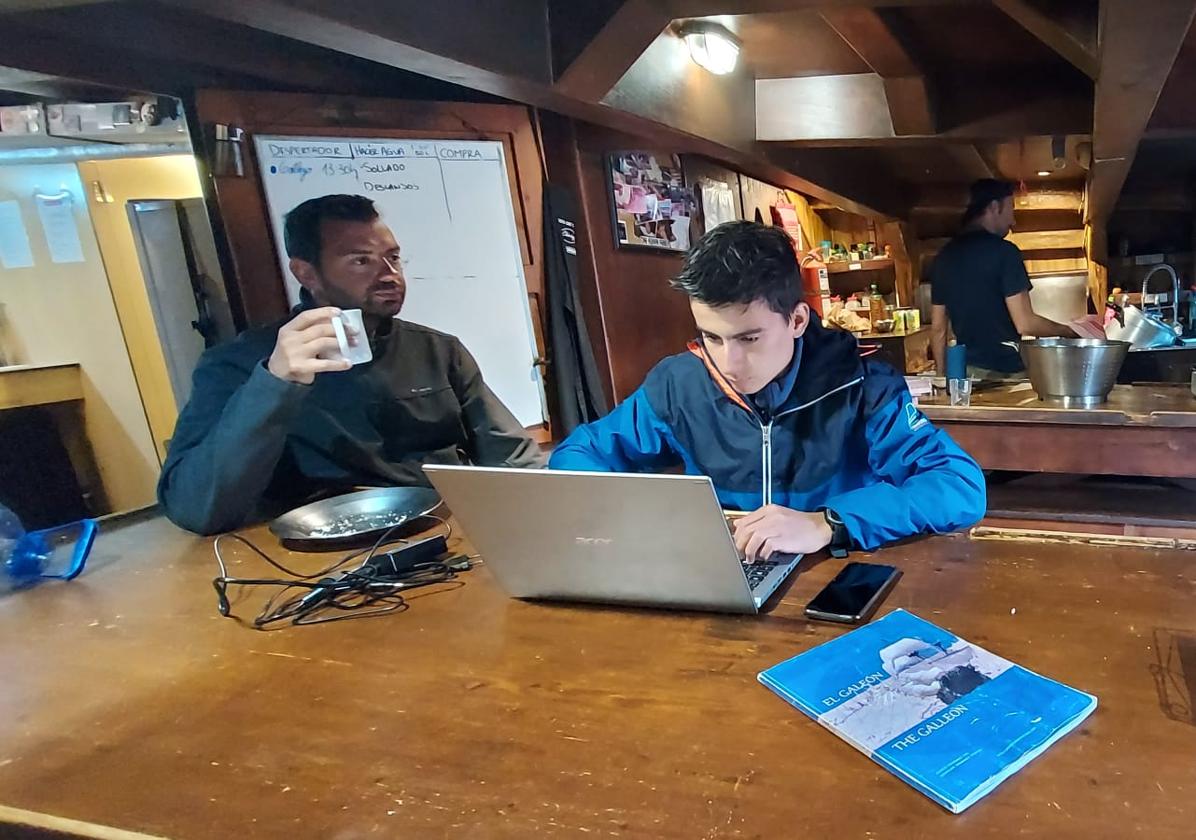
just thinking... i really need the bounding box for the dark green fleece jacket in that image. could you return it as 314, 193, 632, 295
158, 313, 545, 535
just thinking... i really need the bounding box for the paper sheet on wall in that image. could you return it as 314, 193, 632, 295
36, 192, 84, 264
0, 200, 34, 269
670, 215, 692, 250
700, 180, 737, 232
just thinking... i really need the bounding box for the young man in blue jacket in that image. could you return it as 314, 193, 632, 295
549, 221, 986, 561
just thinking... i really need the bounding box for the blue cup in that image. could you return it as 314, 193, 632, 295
946, 344, 967, 381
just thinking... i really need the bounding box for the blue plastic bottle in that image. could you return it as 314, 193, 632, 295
0, 504, 97, 589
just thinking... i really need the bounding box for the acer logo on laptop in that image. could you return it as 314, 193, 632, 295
574, 536, 613, 546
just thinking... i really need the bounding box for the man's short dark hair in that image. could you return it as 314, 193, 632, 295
283, 194, 379, 265
670, 221, 802, 318
962, 178, 1015, 226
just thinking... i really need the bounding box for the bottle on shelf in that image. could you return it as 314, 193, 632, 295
869, 283, 887, 321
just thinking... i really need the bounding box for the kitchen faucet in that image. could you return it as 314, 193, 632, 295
1141, 263, 1180, 326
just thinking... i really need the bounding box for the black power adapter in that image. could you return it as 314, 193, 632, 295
362, 535, 449, 578
295, 535, 451, 612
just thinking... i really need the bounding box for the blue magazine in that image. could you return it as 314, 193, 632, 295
758, 609, 1097, 813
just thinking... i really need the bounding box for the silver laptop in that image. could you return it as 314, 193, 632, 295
422, 465, 801, 614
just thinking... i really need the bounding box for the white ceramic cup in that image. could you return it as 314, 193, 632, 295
330, 309, 372, 366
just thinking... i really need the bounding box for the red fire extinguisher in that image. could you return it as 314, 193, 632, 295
801, 249, 832, 319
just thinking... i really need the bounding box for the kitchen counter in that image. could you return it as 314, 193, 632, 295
919, 382, 1196, 477
1117, 343, 1196, 384
0, 363, 83, 411
920, 382, 1196, 426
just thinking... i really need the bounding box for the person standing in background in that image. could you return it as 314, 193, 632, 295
930, 179, 1104, 379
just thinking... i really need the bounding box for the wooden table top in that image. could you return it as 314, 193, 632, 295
920, 382, 1196, 427
0, 363, 82, 411
1, 514, 1195, 838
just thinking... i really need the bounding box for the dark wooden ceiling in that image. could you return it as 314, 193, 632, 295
730, 11, 873, 78
1148, 21, 1196, 134
900, 4, 1078, 72
727, 3, 1088, 78
0, 1, 494, 103
0, 0, 1192, 232
1123, 139, 1196, 195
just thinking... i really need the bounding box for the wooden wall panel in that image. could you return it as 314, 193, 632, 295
573, 126, 694, 402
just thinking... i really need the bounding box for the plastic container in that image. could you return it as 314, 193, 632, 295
0, 504, 97, 589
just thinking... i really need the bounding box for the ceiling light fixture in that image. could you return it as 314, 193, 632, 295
1037, 170, 1052, 177
678, 21, 741, 75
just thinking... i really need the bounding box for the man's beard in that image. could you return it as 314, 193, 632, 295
365, 283, 405, 317
312, 276, 404, 317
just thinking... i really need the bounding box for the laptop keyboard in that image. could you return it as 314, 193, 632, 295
742, 560, 780, 590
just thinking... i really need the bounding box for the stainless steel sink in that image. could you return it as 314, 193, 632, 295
1118, 342, 1196, 383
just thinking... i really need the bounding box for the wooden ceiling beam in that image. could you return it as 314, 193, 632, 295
553, 0, 673, 102
0, 21, 202, 96
0, 0, 112, 9
162, 0, 554, 89
758, 82, 1090, 144
820, 8, 919, 77
820, 8, 934, 135
1143, 126, 1196, 141
768, 146, 908, 217
0, 65, 113, 100
157, 0, 903, 219
1015, 190, 1084, 212
921, 229, 1085, 255
880, 76, 935, 136
1009, 229, 1086, 250
993, 0, 1098, 80
1115, 184, 1196, 213
1086, 0, 1196, 229
762, 136, 1036, 149
663, 0, 977, 14
943, 144, 997, 180
9, 6, 382, 95
914, 185, 1083, 213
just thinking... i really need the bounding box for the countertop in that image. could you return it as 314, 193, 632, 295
0, 362, 82, 411
919, 382, 1196, 427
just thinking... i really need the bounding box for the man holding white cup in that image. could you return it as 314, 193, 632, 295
159, 194, 545, 535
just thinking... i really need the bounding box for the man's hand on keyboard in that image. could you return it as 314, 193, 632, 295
733, 505, 833, 562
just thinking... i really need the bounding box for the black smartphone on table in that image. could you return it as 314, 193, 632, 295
804, 561, 901, 624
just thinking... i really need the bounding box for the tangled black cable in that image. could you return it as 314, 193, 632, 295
212, 517, 467, 629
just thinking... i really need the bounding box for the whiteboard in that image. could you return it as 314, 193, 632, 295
253, 134, 545, 426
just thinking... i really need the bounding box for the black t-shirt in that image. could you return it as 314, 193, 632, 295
930, 230, 1032, 372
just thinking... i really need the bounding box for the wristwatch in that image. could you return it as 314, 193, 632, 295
823, 508, 851, 558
